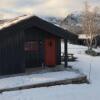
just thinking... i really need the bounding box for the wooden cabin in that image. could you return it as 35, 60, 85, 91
0, 15, 75, 75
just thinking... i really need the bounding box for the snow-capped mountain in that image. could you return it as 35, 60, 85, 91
42, 16, 63, 26
60, 12, 83, 34
41, 12, 85, 34
60, 11, 100, 34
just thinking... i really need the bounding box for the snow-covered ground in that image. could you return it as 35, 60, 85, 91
0, 71, 80, 90
0, 43, 100, 100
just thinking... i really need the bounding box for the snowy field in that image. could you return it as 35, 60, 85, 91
0, 43, 100, 100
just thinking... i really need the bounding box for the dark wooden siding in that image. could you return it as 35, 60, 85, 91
24, 28, 39, 68
24, 27, 45, 68
0, 31, 25, 75
0, 26, 62, 75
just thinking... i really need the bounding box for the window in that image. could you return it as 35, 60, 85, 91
24, 41, 38, 52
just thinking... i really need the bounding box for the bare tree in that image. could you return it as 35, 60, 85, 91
82, 1, 99, 51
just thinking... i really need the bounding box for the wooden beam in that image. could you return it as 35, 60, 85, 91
64, 38, 68, 68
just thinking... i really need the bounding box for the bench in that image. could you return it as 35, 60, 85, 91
68, 53, 77, 61
61, 53, 77, 62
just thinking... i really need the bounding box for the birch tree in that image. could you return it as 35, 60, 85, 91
82, 1, 99, 50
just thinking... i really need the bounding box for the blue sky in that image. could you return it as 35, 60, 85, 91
0, 0, 100, 19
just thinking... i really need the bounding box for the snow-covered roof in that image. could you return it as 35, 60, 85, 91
0, 14, 33, 30
54, 24, 61, 27
0, 15, 71, 39
78, 34, 100, 39
78, 34, 91, 39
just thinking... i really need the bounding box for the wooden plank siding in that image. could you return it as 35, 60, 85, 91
0, 26, 62, 75
0, 31, 25, 75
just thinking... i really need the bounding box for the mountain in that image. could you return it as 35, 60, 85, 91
60, 12, 83, 34
0, 19, 9, 25
41, 12, 84, 34
60, 11, 100, 34
42, 16, 63, 27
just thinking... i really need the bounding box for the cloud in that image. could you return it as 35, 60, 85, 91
0, 0, 99, 18
16, 0, 68, 16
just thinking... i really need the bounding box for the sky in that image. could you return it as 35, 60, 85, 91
0, 0, 100, 19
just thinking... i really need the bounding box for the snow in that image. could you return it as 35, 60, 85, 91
0, 43, 100, 100
0, 71, 80, 90
0, 15, 33, 30
78, 34, 91, 39
0, 15, 61, 30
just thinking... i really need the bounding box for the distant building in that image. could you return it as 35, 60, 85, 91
77, 34, 100, 46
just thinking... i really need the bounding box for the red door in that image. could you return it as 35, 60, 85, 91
45, 37, 56, 66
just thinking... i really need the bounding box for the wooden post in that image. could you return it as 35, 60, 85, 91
64, 38, 68, 68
